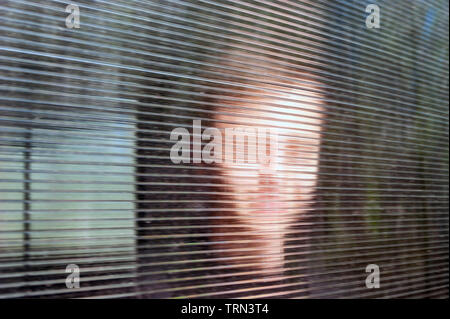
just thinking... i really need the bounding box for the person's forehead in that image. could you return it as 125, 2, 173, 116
213, 110, 323, 135
213, 92, 324, 124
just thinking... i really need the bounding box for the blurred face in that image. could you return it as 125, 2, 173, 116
212, 86, 324, 275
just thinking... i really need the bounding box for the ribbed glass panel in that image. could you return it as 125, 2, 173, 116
0, 0, 448, 298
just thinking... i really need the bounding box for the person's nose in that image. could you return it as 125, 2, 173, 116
258, 171, 280, 197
